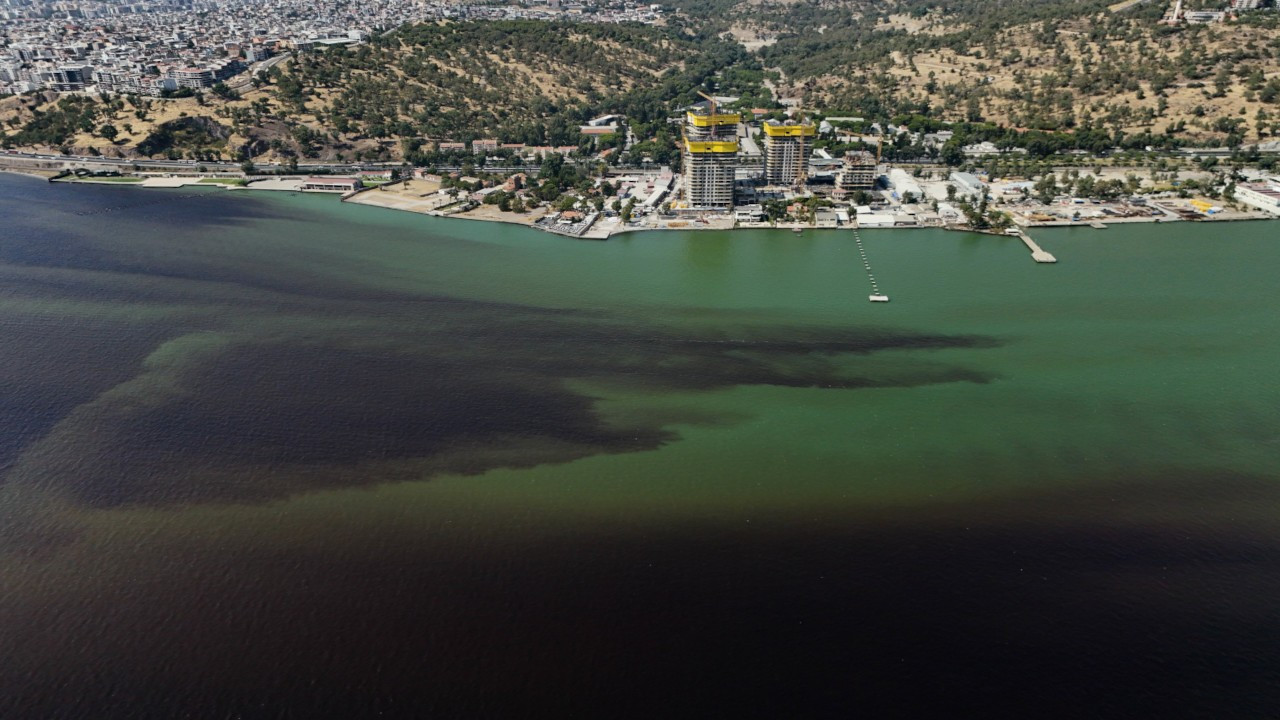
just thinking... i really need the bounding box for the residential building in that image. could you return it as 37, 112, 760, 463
761, 119, 816, 186
167, 66, 215, 88
734, 204, 765, 222
1183, 9, 1226, 22
836, 150, 877, 195
682, 104, 738, 209
50, 63, 92, 90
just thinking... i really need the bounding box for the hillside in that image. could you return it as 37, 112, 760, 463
0, 21, 762, 164
2, 5, 1278, 163
738, 0, 1280, 144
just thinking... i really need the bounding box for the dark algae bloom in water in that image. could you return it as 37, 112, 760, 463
1, 174, 1279, 718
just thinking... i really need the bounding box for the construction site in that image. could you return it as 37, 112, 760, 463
673, 93, 886, 220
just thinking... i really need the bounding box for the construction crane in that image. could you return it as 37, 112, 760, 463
789, 99, 807, 187
697, 90, 717, 119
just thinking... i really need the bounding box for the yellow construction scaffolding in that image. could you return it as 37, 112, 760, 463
761, 123, 817, 137
684, 139, 739, 154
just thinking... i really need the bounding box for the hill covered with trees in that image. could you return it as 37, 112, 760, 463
2, 3, 1277, 163
700, 0, 1280, 145
0, 21, 766, 164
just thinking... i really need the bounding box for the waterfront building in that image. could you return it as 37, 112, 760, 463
682, 105, 739, 209
1234, 182, 1280, 216
761, 119, 816, 187
302, 177, 361, 192
734, 204, 765, 222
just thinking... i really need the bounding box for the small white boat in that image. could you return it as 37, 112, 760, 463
792, 227, 803, 234
869, 294, 890, 303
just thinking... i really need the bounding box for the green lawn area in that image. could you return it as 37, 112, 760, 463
198, 177, 247, 186
71, 176, 143, 183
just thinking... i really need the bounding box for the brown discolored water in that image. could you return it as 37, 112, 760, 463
1, 173, 1279, 718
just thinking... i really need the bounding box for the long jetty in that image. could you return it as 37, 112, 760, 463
852, 228, 889, 302
1011, 229, 1057, 263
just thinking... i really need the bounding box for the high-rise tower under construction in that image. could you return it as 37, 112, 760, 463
682, 105, 739, 209
761, 119, 816, 187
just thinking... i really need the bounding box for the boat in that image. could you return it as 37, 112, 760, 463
869, 294, 890, 303
792, 227, 803, 234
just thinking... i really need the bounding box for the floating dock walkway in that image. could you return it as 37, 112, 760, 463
852, 228, 889, 302
1010, 229, 1057, 263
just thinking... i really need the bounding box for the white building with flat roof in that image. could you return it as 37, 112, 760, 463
1234, 182, 1280, 216
950, 171, 986, 199
886, 168, 923, 202
302, 177, 361, 192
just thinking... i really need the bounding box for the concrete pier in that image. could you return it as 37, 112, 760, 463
1012, 229, 1057, 263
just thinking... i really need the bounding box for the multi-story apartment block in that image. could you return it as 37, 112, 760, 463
682, 104, 739, 209
761, 119, 816, 187
836, 150, 878, 194
167, 66, 214, 88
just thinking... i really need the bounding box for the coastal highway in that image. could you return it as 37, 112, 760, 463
0, 150, 397, 175
0, 151, 555, 177
8, 143, 1272, 179
0, 150, 591, 176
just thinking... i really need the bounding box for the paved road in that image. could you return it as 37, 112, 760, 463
0, 149, 395, 174
0, 150, 614, 176
226, 53, 292, 91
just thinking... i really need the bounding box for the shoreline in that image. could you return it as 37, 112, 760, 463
0, 167, 61, 180
11, 166, 1276, 237
345, 191, 1275, 237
